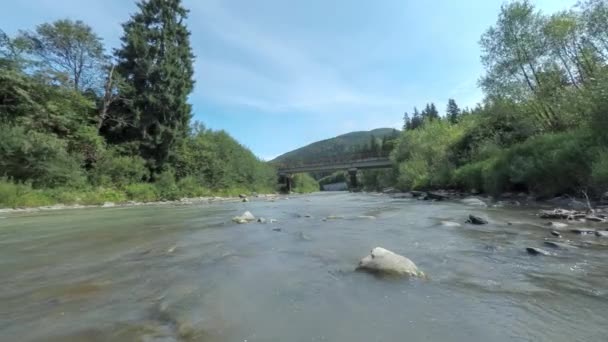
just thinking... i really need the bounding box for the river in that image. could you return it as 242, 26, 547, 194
1, 192, 607, 341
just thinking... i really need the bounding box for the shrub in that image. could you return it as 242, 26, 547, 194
177, 176, 208, 197
0, 125, 85, 188
292, 173, 319, 193
124, 183, 159, 202
591, 149, 608, 194
0, 180, 54, 208
155, 170, 180, 200
89, 151, 149, 188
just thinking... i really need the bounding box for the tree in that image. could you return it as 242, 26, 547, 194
410, 107, 423, 129
402, 112, 411, 130
21, 19, 107, 91
480, 1, 561, 129
421, 103, 440, 121
446, 98, 461, 124
113, 0, 195, 173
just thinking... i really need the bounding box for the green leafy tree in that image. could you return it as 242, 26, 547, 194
112, 0, 195, 174
20, 19, 107, 91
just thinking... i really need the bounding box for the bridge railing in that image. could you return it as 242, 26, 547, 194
275, 151, 391, 171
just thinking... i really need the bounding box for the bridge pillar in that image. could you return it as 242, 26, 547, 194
286, 175, 293, 193
348, 168, 358, 189
278, 173, 293, 193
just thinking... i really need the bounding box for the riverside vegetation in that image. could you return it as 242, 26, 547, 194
0, 0, 290, 208
3, 0, 608, 208
361, 0, 608, 199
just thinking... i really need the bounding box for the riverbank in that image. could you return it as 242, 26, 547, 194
0, 193, 281, 214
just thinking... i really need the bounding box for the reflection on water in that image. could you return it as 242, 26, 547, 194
1, 192, 607, 341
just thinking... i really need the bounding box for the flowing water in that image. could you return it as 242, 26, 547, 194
1, 192, 607, 341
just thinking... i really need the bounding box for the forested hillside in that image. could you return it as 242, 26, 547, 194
272, 128, 399, 167
0, 0, 276, 208
390, 0, 608, 199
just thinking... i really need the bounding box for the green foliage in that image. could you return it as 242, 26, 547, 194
291, 173, 320, 194
111, 0, 195, 173
591, 150, 608, 193
89, 150, 149, 188
0, 125, 85, 188
0, 180, 54, 208
155, 170, 180, 201
20, 19, 106, 91
124, 183, 159, 202
392, 119, 468, 190
0, 7, 279, 209
177, 176, 208, 198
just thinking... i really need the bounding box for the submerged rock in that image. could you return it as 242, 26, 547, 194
410, 191, 426, 198
595, 230, 608, 237
466, 215, 488, 225
546, 221, 568, 229
543, 241, 570, 249
257, 217, 267, 224
357, 215, 376, 220
526, 247, 552, 256
461, 197, 487, 207
357, 247, 425, 277
272, 228, 282, 232
232, 211, 256, 224
571, 228, 596, 235
427, 191, 450, 201
550, 230, 562, 238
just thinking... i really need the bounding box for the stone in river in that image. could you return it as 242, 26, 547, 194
357, 247, 425, 277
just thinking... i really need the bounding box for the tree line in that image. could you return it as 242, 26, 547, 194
389, 0, 608, 198
0, 0, 277, 208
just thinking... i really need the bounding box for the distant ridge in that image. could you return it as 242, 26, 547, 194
271, 128, 399, 166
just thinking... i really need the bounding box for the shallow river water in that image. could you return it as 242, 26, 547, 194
1, 192, 607, 341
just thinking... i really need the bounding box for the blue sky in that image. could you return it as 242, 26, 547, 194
2, 0, 576, 160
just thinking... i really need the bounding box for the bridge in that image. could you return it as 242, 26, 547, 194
276, 153, 394, 191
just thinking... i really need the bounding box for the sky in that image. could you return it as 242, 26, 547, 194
1, 0, 577, 160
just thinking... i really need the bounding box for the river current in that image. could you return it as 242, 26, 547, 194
1, 192, 607, 341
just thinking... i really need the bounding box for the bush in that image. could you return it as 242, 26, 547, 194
0, 180, 54, 208
155, 170, 180, 200
0, 125, 85, 188
292, 173, 319, 193
177, 176, 208, 197
591, 149, 608, 194
124, 183, 159, 202
89, 151, 149, 188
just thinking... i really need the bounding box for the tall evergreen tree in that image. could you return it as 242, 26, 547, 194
402, 112, 410, 130
410, 107, 423, 129
446, 98, 461, 124
112, 0, 195, 173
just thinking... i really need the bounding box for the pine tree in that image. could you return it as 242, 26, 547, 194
402, 112, 410, 130
112, 0, 195, 173
410, 107, 422, 129
423, 103, 439, 121
446, 98, 461, 124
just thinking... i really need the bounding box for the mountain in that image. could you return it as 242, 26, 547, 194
271, 128, 400, 167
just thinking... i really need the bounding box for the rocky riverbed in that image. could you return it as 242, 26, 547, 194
1, 192, 607, 341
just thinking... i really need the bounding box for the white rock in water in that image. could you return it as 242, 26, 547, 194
232, 211, 256, 224
102, 202, 115, 208
440, 221, 461, 227
357, 247, 424, 277
461, 197, 487, 207
545, 221, 568, 229
357, 215, 376, 220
